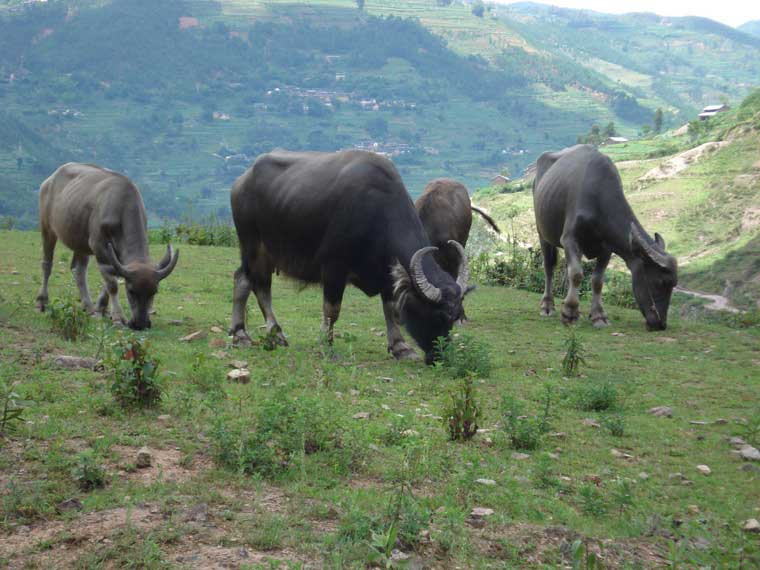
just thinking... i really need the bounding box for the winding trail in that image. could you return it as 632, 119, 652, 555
675, 287, 739, 313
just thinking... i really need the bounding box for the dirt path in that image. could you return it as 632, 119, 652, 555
639, 141, 729, 182
675, 287, 739, 313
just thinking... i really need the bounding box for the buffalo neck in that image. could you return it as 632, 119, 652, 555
115, 205, 150, 265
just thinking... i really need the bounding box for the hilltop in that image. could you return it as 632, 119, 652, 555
473, 89, 760, 310
738, 20, 760, 38
1, 0, 758, 227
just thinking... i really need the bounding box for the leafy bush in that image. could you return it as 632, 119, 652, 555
434, 333, 492, 379
188, 352, 225, 400
562, 328, 587, 376
49, 296, 90, 341
72, 451, 108, 491
442, 375, 481, 442
0, 377, 32, 435
572, 381, 619, 412
150, 217, 237, 247
106, 333, 162, 409
579, 483, 607, 517
210, 391, 344, 477
500, 387, 554, 451
602, 412, 626, 437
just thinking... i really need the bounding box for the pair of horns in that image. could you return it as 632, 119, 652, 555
106, 243, 179, 281
410, 240, 468, 303
629, 223, 670, 269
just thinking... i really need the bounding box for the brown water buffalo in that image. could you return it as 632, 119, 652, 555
36, 163, 179, 330
229, 150, 470, 364
416, 178, 500, 321
533, 145, 677, 330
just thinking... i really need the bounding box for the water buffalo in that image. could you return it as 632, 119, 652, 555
229, 150, 469, 364
416, 178, 500, 321
533, 145, 677, 330
36, 163, 179, 330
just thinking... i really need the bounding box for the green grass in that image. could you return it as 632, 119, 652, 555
1, 229, 758, 568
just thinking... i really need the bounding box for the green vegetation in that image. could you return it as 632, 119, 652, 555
48, 295, 91, 341
107, 333, 163, 409
0, 230, 758, 567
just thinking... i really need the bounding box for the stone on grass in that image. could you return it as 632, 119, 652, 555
638, 472, 649, 480
669, 472, 685, 481
352, 412, 371, 420
475, 478, 496, 486
582, 418, 601, 428
136, 447, 152, 469
401, 429, 419, 438
180, 330, 207, 343
229, 360, 248, 369
696, 464, 711, 476
611, 449, 633, 459
511, 452, 530, 460
208, 338, 226, 348
157, 414, 171, 422
227, 369, 251, 384
649, 406, 673, 418
56, 498, 84, 513
50, 355, 98, 370
689, 420, 710, 426
470, 507, 494, 518
729, 437, 747, 448
743, 519, 760, 533
210, 326, 223, 334
739, 445, 760, 461
390, 550, 410, 562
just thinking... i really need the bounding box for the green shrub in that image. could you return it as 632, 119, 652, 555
573, 381, 619, 412
501, 386, 554, 451
562, 328, 587, 376
0, 377, 32, 435
602, 412, 626, 437
442, 375, 481, 441
106, 333, 162, 409
188, 352, 225, 400
434, 333, 492, 379
579, 483, 607, 517
49, 296, 90, 341
72, 451, 108, 491
533, 453, 558, 489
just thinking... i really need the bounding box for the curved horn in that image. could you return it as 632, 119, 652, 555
105, 243, 132, 278
409, 246, 442, 303
630, 224, 670, 269
654, 232, 666, 249
155, 246, 179, 281
447, 240, 469, 296
156, 244, 173, 270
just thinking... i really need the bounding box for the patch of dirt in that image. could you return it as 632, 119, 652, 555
166, 542, 312, 569
741, 207, 760, 232
675, 287, 739, 313
110, 445, 212, 485
473, 522, 666, 568
639, 141, 730, 182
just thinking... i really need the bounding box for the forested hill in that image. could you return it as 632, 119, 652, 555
0, 0, 758, 228
739, 20, 760, 38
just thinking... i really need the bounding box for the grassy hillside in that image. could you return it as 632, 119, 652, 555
1, 0, 758, 228
738, 20, 760, 38
474, 89, 760, 309
1, 230, 758, 568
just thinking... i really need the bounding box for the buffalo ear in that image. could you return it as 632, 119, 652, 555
654, 232, 666, 250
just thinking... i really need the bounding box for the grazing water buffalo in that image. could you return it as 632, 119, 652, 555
229, 150, 469, 364
533, 145, 677, 330
36, 163, 179, 330
416, 178, 501, 321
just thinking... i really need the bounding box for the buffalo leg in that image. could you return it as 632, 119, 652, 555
539, 238, 557, 316
95, 284, 110, 315
71, 253, 96, 313
229, 267, 254, 345
589, 250, 612, 327
232, 260, 288, 346
560, 236, 583, 325
321, 276, 346, 344
381, 288, 418, 360
35, 229, 57, 312
97, 268, 126, 326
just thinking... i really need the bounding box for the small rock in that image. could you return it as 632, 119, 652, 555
56, 498, 84, 513
669, 472, 685, 481
349, 389, 360, 396
611, 449, 633, 459
729, 436, 747, 448
689, 420, 711, 426
229, 360, 248, 369
740, 463, 760, 474
582, 418, 601, 428
611, 332, 625, 336
549, 432, 567, 439
401, 429, 419, 438
547, 453, 560, 460
136, 447, 152, 469
180, 330, 207, 342
511, 452, 530, 460
696, 464, 711, 476
649, 406, 673, 418
184, 503, 209, 523
681, 480, 694, 486
157, 414, 171, 422
688, 505, 700, 514
714, 418, 728, 425
390, 550, 410, 562
10, 270, 19, 275
169, 320, 184, 326
49, 355, 98, 370
226, 369, 251, 384
470, 507, 494, 519
353, 412, 371, 420
560, 476, 572, 483
208, 338, 226, 348
377, 376, 394, 383
210, 326, 223, 334
638, 472, 649, 480
743, 518, 760, 533
475, 478, 497, 486
739, 445, 760, 461
237, 548, 249, 559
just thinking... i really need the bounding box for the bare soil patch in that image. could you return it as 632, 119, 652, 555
639, 141, 729, 182
110, 444, 212, 485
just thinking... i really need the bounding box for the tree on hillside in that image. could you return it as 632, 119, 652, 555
472, 1, 485, 18
602, 122, 617, 137
654, 108, 663, 134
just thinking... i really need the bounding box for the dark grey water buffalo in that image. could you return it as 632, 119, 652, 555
36, 163, 179, 330
416, 178, 500, 321
533, 145, 677, 330
229, 150, 469, 364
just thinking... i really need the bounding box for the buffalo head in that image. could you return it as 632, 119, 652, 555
105, 243, 180, 330
628, 224, 677, 331
394, 241, 470, 364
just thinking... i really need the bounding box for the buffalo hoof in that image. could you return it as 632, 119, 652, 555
591, 314, 610, 328
539, 299, 555, 316
232, 329, 253, 347
389, 342, 419, 361
35, 296, 47, 312
560, 305, 580, 326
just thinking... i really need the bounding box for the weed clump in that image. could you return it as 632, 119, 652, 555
72, 451, 108, 491
49, 296, 90, 341
434, 333, 492, 379
107, 333, 162, 409
0, 376, 32, 435
442, 375, 481, 441
562, 328, 586, 376
573, 381, 619, 412
501, 385, 554, 451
